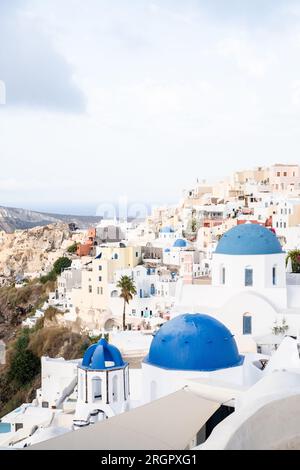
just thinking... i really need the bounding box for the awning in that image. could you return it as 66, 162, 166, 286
30, 389, 220, 450
185, 377, 247, 404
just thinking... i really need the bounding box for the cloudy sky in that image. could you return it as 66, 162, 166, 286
1, 0, 300, 214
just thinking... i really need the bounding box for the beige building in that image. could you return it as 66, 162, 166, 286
211, 177, 244, 201
269, 164, 300, 193
197, 219, 238, 250
70, 246, 142, 328
233, 167, 269, 185
183, 182, 213, 207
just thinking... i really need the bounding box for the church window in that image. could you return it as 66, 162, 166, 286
272, 266, 277, 286
221, 266, 226, 285
243, 314, 252, 335
92, 377, 102, 401
245, 267, 253, 286
112, 376, 118, 402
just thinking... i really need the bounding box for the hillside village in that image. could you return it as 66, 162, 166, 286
0, 165, 296, 325
1, 164, 300, 334
2, 163, 300, 449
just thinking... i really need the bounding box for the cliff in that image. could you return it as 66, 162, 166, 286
0, 205, 102, 233
0, 223, 84, 278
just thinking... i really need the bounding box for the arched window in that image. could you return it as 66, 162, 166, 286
245, 267, 253, 286
243, 313, 252, 335
92, 377, 102, 401
272, 265, 277, 286
111, 290, 118, 298
220, 265, 226, 285
113, 253, 118, 260
112, 376, 118, 402
150, 381, 157, 401
79, 374, 84, 401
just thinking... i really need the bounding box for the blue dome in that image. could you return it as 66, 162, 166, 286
160, 226, 174, 233
215, 224, 282, 255
144, 314, 243, 371
81, 338, 126, 370
173, 239, 187, 248
164, 248, 171, 253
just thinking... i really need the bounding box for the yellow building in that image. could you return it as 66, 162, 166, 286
70, 245, 142, 314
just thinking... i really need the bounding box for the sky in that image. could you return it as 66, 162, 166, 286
1, 0, 300, 214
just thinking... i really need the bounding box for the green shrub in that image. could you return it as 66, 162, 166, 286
28, 326, 92, 360
67, 243, 78, 254
8, 330, 40, 386
53, 257, 72, 275
40, 270, 57, 284
40, 257, 72, 284
89, 333, 109, 344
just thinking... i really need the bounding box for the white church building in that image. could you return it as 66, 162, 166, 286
175, 223, 300, 348
2, 312, 300, 449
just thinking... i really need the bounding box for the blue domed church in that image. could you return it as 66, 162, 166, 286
174, 222, 300, 353
74, 338, 129, 427
142, 313, 244, 403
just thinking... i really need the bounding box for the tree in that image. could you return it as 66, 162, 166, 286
116, 275, 137, 331
67, 242, 78, 254
8, 330, 40, 386
191, 218, 197, 233
53, 257, 72, 275
286, 249, 300, 273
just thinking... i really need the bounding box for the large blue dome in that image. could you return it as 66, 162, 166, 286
81, 338, 126, 370
173, 239, 187, 248
144, 314, 243, 371
215, 223, 282, 255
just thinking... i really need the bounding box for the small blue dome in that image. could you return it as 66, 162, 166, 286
164, 248, 171, 253
160, 226, 174, 233
173, 239, 187, 248
81, 338, 126, 370
144, 314, 243, 371
215, 224, 283, 255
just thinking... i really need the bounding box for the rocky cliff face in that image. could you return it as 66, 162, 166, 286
0, 205, 102, 233
0, 223, 84, 277
0, 207, 62, 232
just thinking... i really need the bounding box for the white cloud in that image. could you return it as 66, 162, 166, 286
1, 0, 300, 210
217, 37, 274, 78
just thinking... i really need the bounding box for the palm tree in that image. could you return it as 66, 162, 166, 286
286, 249, 300, 273
116, 275, 137, 331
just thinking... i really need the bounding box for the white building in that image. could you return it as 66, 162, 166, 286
74, 339, 130, 426
142, 314, 245, 404
48, 261, 83, 310
162, 238, 189, 266
22, 309, 45, 329
272, 198, 300, 236
174, 223, 300, 349
155, 226, 181, 246
3, 313, 300, 449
